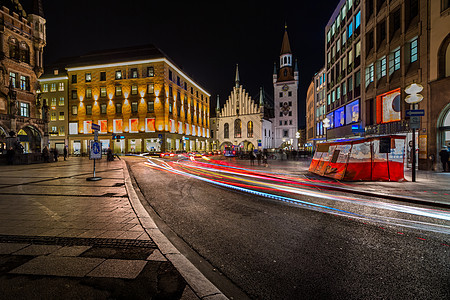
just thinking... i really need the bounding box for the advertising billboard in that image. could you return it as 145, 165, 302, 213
376, 88, 401, 124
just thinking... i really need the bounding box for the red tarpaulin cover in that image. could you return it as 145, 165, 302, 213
309, 136, 406, 181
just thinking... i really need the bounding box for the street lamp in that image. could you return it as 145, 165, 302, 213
405, 83, 424, 182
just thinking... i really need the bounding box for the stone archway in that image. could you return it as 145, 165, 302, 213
219, 142, 232, 151
437, 103, 450, 151
18, 125, 42, 153
437, 33, 450, 79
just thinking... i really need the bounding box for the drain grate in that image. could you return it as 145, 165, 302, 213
0, 235, 156, 249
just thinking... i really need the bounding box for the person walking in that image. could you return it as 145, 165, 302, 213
250, 150, 256, 166
63, 146, 68, 161
257, 151, 262, 166
42, 146, 49, 163
53, 148, 59, 162
439, 147, 449, 172
7, 147, 14, 165
263, 149, 268, 167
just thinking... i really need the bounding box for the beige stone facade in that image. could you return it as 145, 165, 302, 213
0, 3, 46, 154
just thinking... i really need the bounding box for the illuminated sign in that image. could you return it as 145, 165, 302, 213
376, 88, 401, 124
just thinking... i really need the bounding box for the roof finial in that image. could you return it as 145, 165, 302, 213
259, 87, 264, 106
216, 95, 220, 111
235, 64, 240, 88
285, 21, 287, 30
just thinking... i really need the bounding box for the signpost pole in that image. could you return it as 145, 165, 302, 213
411, 113, 416, 182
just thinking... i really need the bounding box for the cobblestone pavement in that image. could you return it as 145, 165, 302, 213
0, 157, 198, 300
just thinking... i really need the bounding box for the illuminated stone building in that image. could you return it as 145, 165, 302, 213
38, 67, 68, 153
323, 0, 447, 170
0, 0, 46, 154
216, 65, 273, 151
305, 80, 314, 145
273, 26, 299, 150
65, 45, 210, 155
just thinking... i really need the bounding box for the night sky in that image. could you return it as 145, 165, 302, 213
24, 0, 337, 127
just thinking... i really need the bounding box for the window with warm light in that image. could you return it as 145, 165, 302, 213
86, 88, 92, 99
59, 111, 65, 120
116, 103, 122, 114
101, 104, 107, 114
115, 86, 122, 96
51, 112, 56, 121
50, 83, 56, 92
132, 102, 138, 113
72, 105, 78, 115
147, 101, 154, 112
131, 85, 138, 95
86, 105, 92, 115
58, 82, 64, 91
20, 102, 29, 117
51, 98, 57, 106
147, 66, 154, 77
115, 70, 122, 80
72, 90, 77, 99
85, 73, 91, 82
99, 87, 106, 98
130, 68, 138, 78
59, 97, 64, 106
147, 83, 154, 94
59, 126, 65, 136
42, 83, 48, 92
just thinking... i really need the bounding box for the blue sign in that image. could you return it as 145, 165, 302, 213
158, 134, 163, 139
91, 123, 100, 131
258, 142, 262, 147
90, 141, 102, 160
352, 125, 365, 133
406, 109, 425, 117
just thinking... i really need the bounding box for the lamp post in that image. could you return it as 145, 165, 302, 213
405, 83, 424, 182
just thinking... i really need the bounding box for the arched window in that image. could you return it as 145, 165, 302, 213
284, 57, 287, 64
224, 123, 229, 139
438, 34, 450, 78
19, 42, 30, 63
9, 37, 19, 60
247, 121, 253, 138
234, 119, 241, 138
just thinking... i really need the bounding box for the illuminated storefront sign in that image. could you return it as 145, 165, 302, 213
145, 118, 155, 132
345, 99, 359, 124
377, 88, 401, 124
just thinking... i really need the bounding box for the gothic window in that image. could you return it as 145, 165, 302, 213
224, 123, 229, 139
234, 119, 242, 138
19, 42, 30, 63
247, 121, 253, 138
9, 37, 19, 60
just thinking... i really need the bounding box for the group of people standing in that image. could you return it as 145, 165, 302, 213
41, 146, 68, 163
249, 149, 268, 167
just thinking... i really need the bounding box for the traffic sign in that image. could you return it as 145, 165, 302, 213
91, 123, 100, 131
89, 141, 102, 160
406, 109, 425, 117
410, 116, 420, 129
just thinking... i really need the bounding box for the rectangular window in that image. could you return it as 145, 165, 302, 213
289, 120, 292, 125
147, 101, 154, 112
147, 83, 154, 94
365, 64, 374, 87
72, 105, 78, 115
100, 71, 106, 81
131, 85, 138, 95
342, 31, 346, 46
327, 93, 331, 105
71, 75, 77, 84
280, 102, 283, 107
169, 70, 173, 81
389, 48, 401, 75
283, 130, 288, 137
348, 21, 353, 37
337, 86, 341, 100
130, 68, 138, 78
51, 126, 57, 136
58, 82, 64, 91
356, 41, 361, 58
279, 92, 283, 97
100, 87, 107, 98
279, 112, 283, 117
147, 66, 154, 77
51, 112, 56, 121
132, 102, 138, 113
20, 102, 29, 117
288, 111, 292, 116
342, 82, 346, 95
355, 70, 361, 88
59, 111, 65, 120
69, 123, 78, 135
410, 38, 418, 63
288, 101, 292, 106
49, 83, 56, 92
177, 76, 181, 86
115, 86, 122, 96
86, 88, 92, 99
86, 105, 92, 115
85, 73, 91, 82
20, 75, 26, 90
72, 90, 77, 99
279, 120, 282, 126
377, 56, 387, 79
42, 83, 48, 92
332, 90, 335, 102
101, 104, 107, 114
115, 70, 122, 80
355, 11, 361, 28
288, 91, 292, 97
116, 103, 122, 114
59, 126, 65, 136
51, 98, 57, 106
59, 97, 64, 106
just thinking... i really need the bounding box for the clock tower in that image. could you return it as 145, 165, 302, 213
273, 25, 299, 150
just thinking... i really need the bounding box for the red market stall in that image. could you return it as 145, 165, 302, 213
309, 135, 406, 181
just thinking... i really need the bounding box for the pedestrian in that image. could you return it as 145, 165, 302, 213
107, 147, 114, 161
53, 147, 58, 162
263, 149, 268, 167
42, 146, 49, 163
250, 150, 256, 166
439, 147, 449, 172
257, 151, 262, 165
7, 146, 14, 165
63, 146, 68, 161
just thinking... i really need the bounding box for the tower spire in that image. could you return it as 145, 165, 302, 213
280, 26, 292, 55
235, 64, 240, 88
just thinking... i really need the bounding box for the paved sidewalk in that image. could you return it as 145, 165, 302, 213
0, 157, 205, 299
219, 157, 450, 207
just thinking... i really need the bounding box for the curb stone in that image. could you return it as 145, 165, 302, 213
122, 160, 228, 300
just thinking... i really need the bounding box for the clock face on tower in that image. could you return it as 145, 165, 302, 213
282, 84, 289, 92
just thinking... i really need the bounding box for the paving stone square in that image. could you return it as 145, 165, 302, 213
49, 246, 92, 257
13, 245, 62, 256
0, 243, 30, 255
10, 256, 105, 277
87, 259, 147, 279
